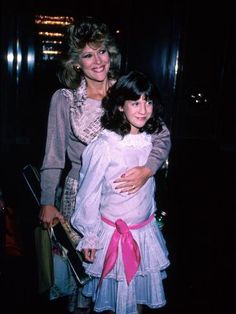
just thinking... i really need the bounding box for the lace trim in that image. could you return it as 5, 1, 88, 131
77, 234, 103, 251
102, 130, 152, 148
67, 77, 104, 144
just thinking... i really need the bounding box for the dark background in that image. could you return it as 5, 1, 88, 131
1, 1, 235, 313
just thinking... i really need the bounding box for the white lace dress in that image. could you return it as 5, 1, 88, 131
71, 129, 170, 314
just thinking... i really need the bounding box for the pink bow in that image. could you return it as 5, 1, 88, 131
99, 214, 154, 286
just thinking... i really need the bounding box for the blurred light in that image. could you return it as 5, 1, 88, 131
43, 50, 61, 55
35, 15, 74, 61
16, 39, 22, 84
38, 31, 64, 37
35, 15, 74, 25
27, 48, 35, 73
7, 47, 14, 74
173, 50, 179, 90
42, 40, 62, 44
7, 49, 14, 64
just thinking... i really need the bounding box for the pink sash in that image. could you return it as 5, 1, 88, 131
99, 213, 155, 286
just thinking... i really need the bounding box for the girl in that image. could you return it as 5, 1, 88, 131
71, 70, 170, 314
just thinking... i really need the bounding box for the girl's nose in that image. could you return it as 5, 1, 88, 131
139, 102, 147, 114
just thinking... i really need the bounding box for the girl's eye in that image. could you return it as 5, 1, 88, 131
131, 102, 139, 106
146, 100, 153, 106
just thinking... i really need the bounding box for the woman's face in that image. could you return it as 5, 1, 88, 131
119, 95, 154, 134
77, 43, 110, 82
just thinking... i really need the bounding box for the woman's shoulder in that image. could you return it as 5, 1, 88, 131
51, 88, 74, 102
49, 88, 74, 113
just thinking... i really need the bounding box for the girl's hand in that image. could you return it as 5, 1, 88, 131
113, 166, 152, 194
39, 204, 65, 229
83, 248, 96, 262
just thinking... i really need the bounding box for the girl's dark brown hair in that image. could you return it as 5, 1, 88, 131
101, 70, 163, 136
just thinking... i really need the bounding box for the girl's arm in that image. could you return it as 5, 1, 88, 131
71, 138, 110, 252
114, 122, 171, 193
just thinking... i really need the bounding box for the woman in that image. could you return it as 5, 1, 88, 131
39, 16, 171, 313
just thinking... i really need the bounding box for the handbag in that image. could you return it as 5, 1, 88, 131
52, 218, 91, 285
22, 164, 91, 292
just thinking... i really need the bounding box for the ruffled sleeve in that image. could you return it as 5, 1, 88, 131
71, 137, 110, 250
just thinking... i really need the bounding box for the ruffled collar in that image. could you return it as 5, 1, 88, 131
68, 77, 104, 144
101, 130, 152, 148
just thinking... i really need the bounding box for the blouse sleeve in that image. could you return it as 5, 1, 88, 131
71, 138, 110, 251
145, 121, 171, 175
40, 89, 70, 205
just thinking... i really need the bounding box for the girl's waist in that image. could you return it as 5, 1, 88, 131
100, 208, 156, 227
101, 213, 155, 230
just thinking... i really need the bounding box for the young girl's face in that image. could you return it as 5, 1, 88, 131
119, 94, 153, 134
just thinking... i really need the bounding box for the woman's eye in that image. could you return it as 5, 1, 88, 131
99, 49, 107, 54
131, 102, 139, 106
82, 53, 92, 59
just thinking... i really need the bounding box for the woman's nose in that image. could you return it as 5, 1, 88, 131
94, 53, 102, 64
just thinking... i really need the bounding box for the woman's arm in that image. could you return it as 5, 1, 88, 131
114, 122, 171, 194
39, 90, 70, 227
145, 122, 171, 175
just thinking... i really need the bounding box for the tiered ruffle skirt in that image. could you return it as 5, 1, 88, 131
81, 219, 170, 314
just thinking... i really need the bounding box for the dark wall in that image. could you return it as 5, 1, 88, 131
172, 3, 235, 144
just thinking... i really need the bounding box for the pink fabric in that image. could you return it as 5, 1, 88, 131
99, 214, 155, 286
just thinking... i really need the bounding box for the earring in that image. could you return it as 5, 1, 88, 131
75, 66, 80, 71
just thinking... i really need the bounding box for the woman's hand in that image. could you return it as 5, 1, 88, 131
0, 196, 5, 213
83, 248, 96, 262
113, 166, 152, 194
39, 204, 65, 229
